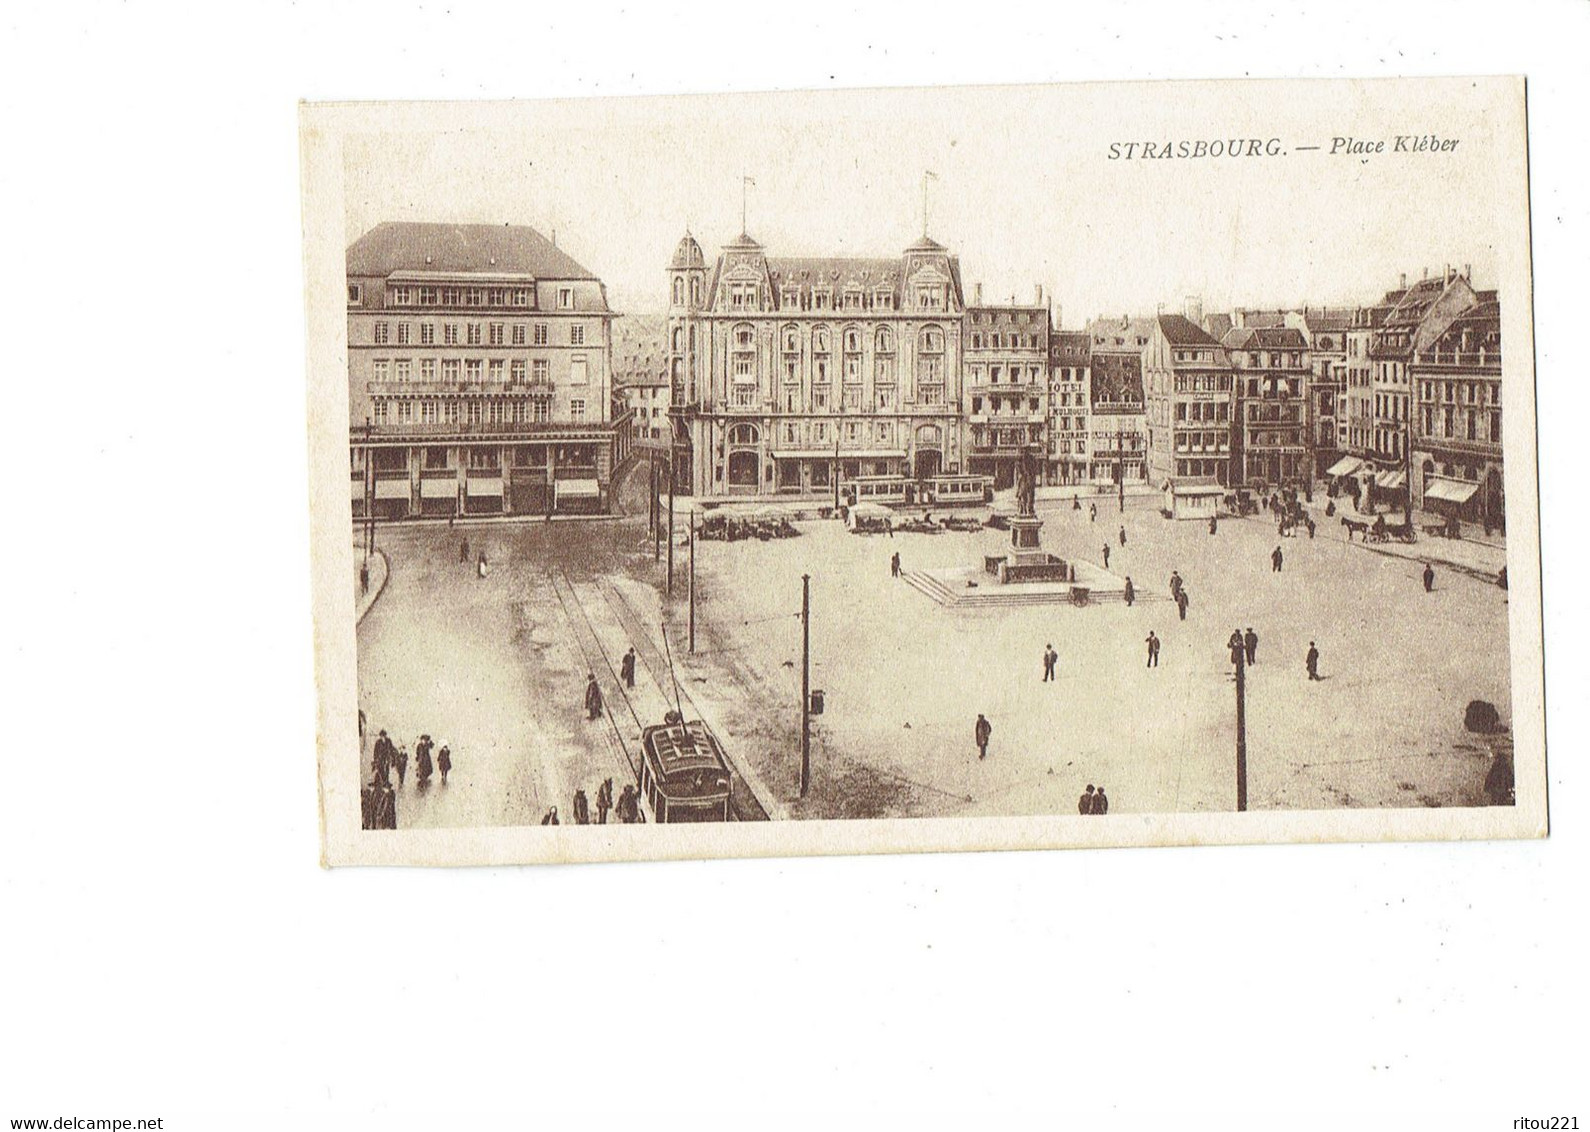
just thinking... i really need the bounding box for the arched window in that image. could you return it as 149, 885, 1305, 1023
920, 325, 944, 353
875, 327, 894, 353
672, 278, 684, 305
813, 327, 830, 353
688, 325, 696, 352
671, 326, 683, 352
782, 325, 801, 353
843, 327, 862, 353
729, 423, 760, 446
733, 323, 755, 350
690, 277, 701, 305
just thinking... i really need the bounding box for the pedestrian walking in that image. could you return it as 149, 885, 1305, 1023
974, 713, 992, 761
596, 777, 613, 824
890, 551, 901, 578
540, 807, 560, 826
584, 674, 603, 721
1093, 787, 1109, 815
1306, 642, 1321, 681
1209, 514, 1218, 535
460, 537, 469, 563
1101, 543, 1110, 569
415, 742, 432, 786
1423, 563, 1435, 592
1243, 628, 1258, 666
1042, 644, 1057, 683
573, 789, 591, 825
392, 742, 409, 786
1307, 516, 1317, 539
1271, 545, 1284, 572
360, 562, 370, 594
1123, 576, 1135, 606
1073, 497, 1081, 511
1169, 570, 1183, 600
1118, 525, 1127, 547
1145, 630, 1160, 667
437, 744, 451, 784
1089, 503, 1097, 523
617, 785, 641, 824
1078, 785, 1096, 814
477, 550, 487, 579
372, 730, 392, 786
621, 647, 637, 689
1175, 588, 1188, 621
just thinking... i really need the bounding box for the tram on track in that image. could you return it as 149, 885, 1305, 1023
638, 715, 733, 823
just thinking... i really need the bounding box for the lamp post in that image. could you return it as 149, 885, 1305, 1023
800, 573, 811, 797
1228, 629, 1248, 812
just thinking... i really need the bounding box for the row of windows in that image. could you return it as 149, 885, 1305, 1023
354, 283, 576, 311
774, 286, 897, 313
1418, 379, 1500, 406
778, 419, 900, 446
370, 357, 584, 384
754, 325, 945, 354
1175, 458, 1225, 477
968, 365, 1044, 385
1420, 406, 1503, 444
735, 385, 947, 412
970, 395, 1043, 414
1175, 401, 1231, 423
371, 396, 584, 426
370, 321, 583, 347
968, 332, 1042, 350
1174, 433, 1231, 453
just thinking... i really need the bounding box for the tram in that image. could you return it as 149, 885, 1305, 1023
638, 715, 734, 823
839, 474, 993, 508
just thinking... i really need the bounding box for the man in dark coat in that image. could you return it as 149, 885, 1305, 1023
1423, 563, 1435, 592
1042, 645, 1057, 683
1101, 543, 1111, 569
1145, 630, 1159, 668
1093, 787, 1109, 815
372, 730, 393, 785
1306, 642, 1321, 681
1123, 576, 1135, 606
1228, 629, 1246, 669
1243, 628, 1258, 666
1089, 503, 1097, 523
392, 742, 409, 787
540, 807, 559, 826
596, 778, 614, 824
1209, 514, 1218, 535
437, 744, 452, 783
617, 785, 641, 823
1271, 545, 1284, 572
584, 674, 603, 721
414, 743, 432, 786
573, 789, 591, 825
974, 713, 992, 760
621, 648, 637, 689
1175, 589, 1188, 621
1078, 784, 1096, 814
1169, 570, 1183, 600
459, 537, 469, 563
1118, 525, 1127, 547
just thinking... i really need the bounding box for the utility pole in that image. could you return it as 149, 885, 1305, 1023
666, 459, 675, 596
1229, 629, 1248, 812
361, 419, 375, 558
688, 512, 696, 654
1117, 427, 1127, 514
832, 433, 840, 512
800, 573, 811, 797
1403, 395, 1414, 530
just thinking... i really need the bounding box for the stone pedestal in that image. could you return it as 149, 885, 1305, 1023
1008, 515, 1048, 566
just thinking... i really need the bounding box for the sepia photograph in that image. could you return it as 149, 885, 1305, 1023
305, 76, 1546, 864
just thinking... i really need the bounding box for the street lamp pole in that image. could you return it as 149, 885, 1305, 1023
832, 434, 840, 512
800, 572, 811, 797
666, 459, 675, 597
688, 512, 696, 654
1229, 629, 1249, 812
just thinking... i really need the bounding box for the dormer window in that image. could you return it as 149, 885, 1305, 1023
558, 287, 573, 310
874, 289, 893, 310
812, 289, 831, 311
347, 284, 362, 306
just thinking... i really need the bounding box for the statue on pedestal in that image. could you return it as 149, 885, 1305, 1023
1016, 445, 1037, 518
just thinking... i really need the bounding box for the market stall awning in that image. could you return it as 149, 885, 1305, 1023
1423, 477, 1479, 504
1375, 471, 1407, 489
374, 478, 411, 500
466, 476, 504, 496
1326, 456, 1364, 477
555, 479, 600, 498
421, 478, 458, 499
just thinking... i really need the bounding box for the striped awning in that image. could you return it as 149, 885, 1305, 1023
1424, 477, 1479, 504
1326, 456, 1364, 477
1375, 471, 1407, 489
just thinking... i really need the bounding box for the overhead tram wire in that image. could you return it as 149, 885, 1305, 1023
546, 570, 640, 782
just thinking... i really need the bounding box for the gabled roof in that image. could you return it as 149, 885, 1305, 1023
1225, 326, 1306, 350
1085, 316, 1156, 351
1235, 309, 1287, 329
1203, 312, 1234, 339
346, 221, 600, 280
1157, 313, 1221, 346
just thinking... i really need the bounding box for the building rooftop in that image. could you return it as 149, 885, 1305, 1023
1222, 326, 1308, 351
347, 221, 601, 280
1157, 313, 1221, 346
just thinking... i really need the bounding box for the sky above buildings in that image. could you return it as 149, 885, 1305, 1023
339, 77, 1525, 324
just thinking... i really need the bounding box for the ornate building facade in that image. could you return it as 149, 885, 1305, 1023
965, 294, 1050, 490
668, 230, 967, 497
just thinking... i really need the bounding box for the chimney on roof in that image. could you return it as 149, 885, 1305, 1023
1445, 263, 1453, 283
1034, 283, 1044, 306
1464, 263, 1472, 280
974, 282, 983, 305
1184, 295, 1203, 324
1399, 272, 1406, 290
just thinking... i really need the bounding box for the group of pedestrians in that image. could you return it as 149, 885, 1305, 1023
369, 728, 452, 789
458, 536, 489, 579
1078, 784, 1110, 815
547, 777, 646, 825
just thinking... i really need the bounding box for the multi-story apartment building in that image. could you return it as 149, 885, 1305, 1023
1085, 348, 1147, 486
1342, 297, 1395, 460
1412, 293, 1504, 529
1286, 308, 1352, 475
613, 314, 671, 446
346, 222, 627, 519
1223, 326, 1311, 486
668, 230, 966, 497
965, 292, 1050, 489
1142, 314, 1236, 488
1048, 330, 1091, 484
1368, 267, 1480, 509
